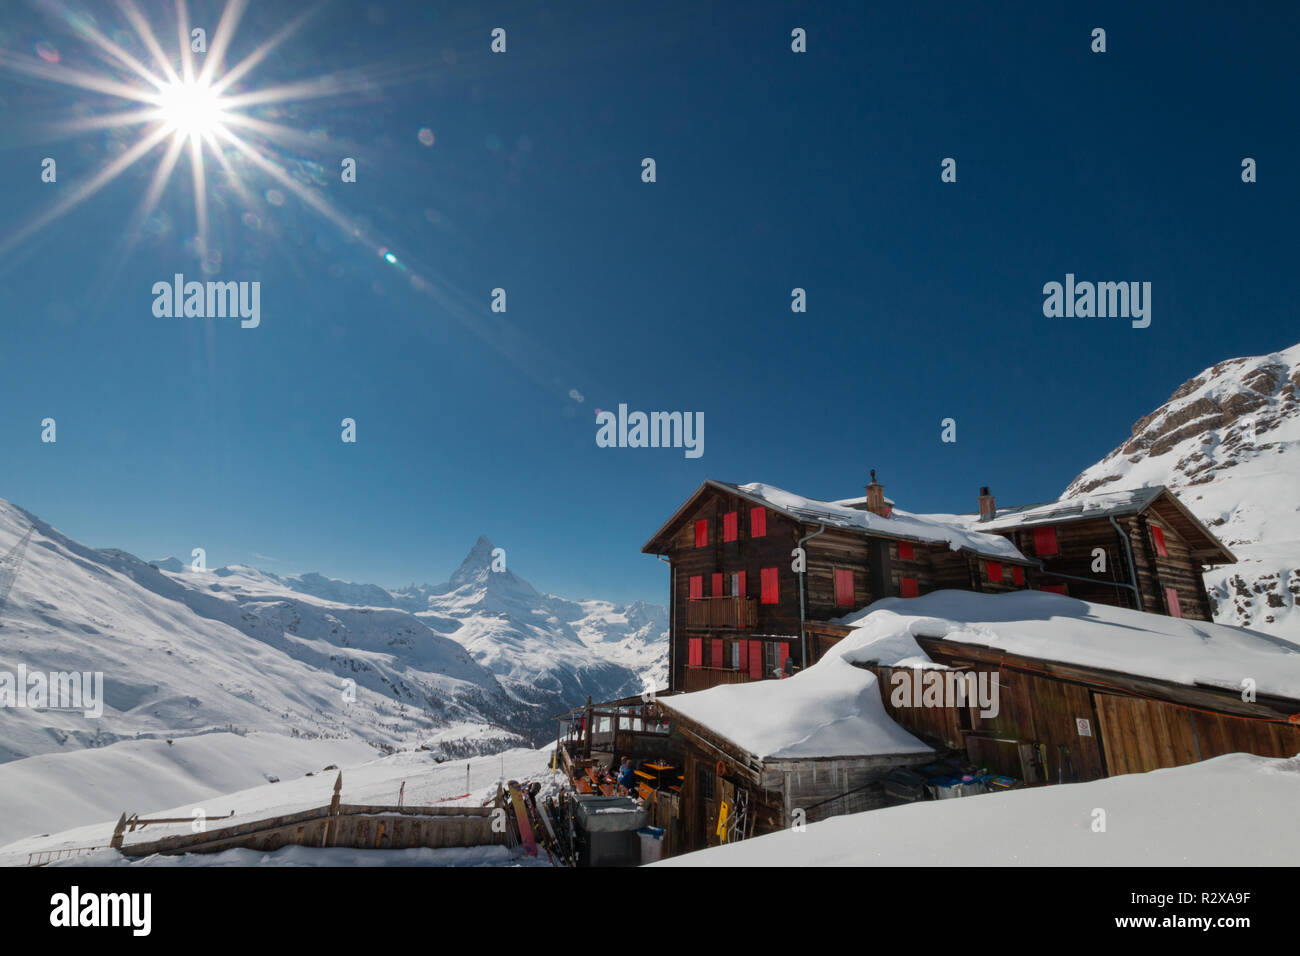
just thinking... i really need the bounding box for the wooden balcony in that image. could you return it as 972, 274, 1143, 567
683, 667, 753, 693
685, 596, 758, 630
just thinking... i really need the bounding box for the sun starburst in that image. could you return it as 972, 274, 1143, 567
0, 0, 383, 271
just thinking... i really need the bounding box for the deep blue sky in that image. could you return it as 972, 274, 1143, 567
1, 0, 1296, 604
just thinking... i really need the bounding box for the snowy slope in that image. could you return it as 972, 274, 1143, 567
1064, 343, 1300, 640
659, 752, 1300, 866
0, 499, 530, 764
0, 732, 378, 847
169, 538, 668, 712
0, 745, 556, 865
0, 497, 665, 773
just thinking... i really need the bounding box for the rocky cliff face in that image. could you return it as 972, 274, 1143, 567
1065, 343, 1300, 639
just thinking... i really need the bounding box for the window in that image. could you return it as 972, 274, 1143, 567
697, 767, 714, 800
1033, 526, 1059, 557
723, 511, 738, 542
738, 640, 749, 671
730, 641, 741, 669
748, 640, 763, 679
712, 572, 723, 597
1012, 566, 1024, 586
694, 519, 708, 548
898, 541, 914, 560
760, 567, 779, 604
732, 570, 747, 597
900, 576, 918, 598
1041, 584, 1067, 595
750, 506, 767, 538
986, 561, 1003, 583
1152, 525, 1169, 557
1164, 586, 1183, 618
834, 568, 855, 606
778, 642, 791, 676
710, 638, 723, 669
689, 575, 703, 600
687, 638, 702, 668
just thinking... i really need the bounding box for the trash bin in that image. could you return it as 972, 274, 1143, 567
637, 826, 664, 864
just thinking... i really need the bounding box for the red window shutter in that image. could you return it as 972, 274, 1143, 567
898, 541, 914, 560
901, 577, 918, 598
1012, 566, 1024, 586
738, 640, 748, 670
723, 512, 738, 542
986, 561, 1003, 583
711, 572, 723, 597
760, 567, 779, 604
778, 642, 791, 675
1152, 525, 1168, 557
750, 507, 767, 538
1042, 584, 1067, 595
1165, 587, 1183, 618
737, 570, 747, 596
688, 638, 702, 668
711, 639, 723, 669
748, 641, 763, 679
834, 568, 854, 606
689, 576, 703, 600
1033, 526, 1059, 557
694, 519, 708, 548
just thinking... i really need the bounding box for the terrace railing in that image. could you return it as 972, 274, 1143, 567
685, 596, 758, 630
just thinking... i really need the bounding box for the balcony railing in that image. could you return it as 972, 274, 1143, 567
686, 595, 758, 630
683, 667, 752, 693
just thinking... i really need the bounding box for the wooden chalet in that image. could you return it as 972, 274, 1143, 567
805, 592, 1300, 786
641, 476, 1038, 695
925, 485, 1235, 622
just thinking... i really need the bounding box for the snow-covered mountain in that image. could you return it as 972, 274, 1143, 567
1064, 342, 1300, 640
0, 499, 666, 766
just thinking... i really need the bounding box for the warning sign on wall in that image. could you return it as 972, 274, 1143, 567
1076, 718, 1092, 737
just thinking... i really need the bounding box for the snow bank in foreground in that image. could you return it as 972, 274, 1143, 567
657, 752, 1300, 866
833, 590, 1300, 700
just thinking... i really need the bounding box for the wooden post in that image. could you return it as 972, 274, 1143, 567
110, 813, 126, 850
321, 772, 342, 847
584, 696, 593, 759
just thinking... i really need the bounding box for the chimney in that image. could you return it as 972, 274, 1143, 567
864, 470, 888, 517
978, 486, 996, 521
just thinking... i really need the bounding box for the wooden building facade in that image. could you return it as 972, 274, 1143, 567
961, 486, 1234, 623
642, 478, 1038, 695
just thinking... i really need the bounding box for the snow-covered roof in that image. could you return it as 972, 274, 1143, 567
657, 647, 934, 762
714, 481, 1030, 562
920, 486, 1166, 533
832, 590, 1300, 702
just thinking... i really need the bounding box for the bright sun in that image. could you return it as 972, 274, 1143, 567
154, 79, 227, 138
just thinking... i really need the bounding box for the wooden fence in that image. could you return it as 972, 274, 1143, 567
110, 773, 505, 859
